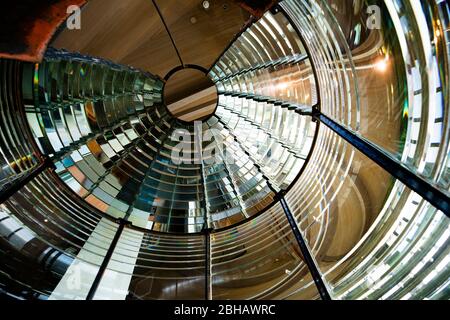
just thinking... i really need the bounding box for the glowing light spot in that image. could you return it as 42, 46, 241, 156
275, 82, 289, 90
374, 55, 389, 72
402, 100, 409, 118
33, 64, 39, 87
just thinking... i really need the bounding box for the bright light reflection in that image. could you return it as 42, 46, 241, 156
275, 82, 289, 90
375, 55, 389, 72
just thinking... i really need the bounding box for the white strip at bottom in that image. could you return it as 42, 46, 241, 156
92, 227, 144, 300
48, 218, 118, 300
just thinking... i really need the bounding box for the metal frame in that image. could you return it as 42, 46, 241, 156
315, 112, 450, 217
279, 195, 332, 300
1, 0, 448, 302
86, 219, 129, 300
204, 228, 213, 300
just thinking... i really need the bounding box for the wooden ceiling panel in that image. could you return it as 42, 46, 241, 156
50, 0, 249, 119
155, 0, 250, 70
51, 0, 249, 78
50, 0, 180, 77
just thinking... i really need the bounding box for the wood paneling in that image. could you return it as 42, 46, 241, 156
167, 86, 217, 121
155, 0, 250, 70
51, 0, 249, 118
51, 0, 249, 76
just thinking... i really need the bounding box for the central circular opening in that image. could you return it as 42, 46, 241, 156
163, 67, 218, 122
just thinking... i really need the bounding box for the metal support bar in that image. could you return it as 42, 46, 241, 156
204, 228, 213, 300
278, 196, 332, 300
195, 121, 210, 231
0, 157, 55, 205
196, 121, 212, 300
316, 113, 450, 217
86, 219, 128, 300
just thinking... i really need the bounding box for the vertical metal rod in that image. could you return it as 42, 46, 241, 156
279, 196, 332, 300
195, 120, 213, 300
86, 219, 127, 300
205, 229, 212, 300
